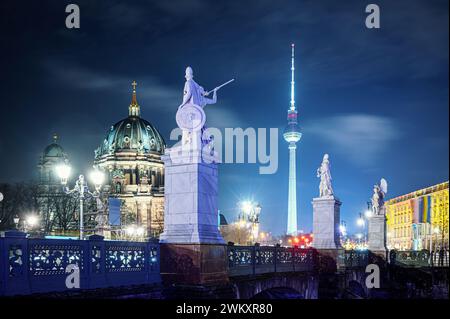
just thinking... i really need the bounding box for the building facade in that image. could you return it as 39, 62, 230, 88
386, 181, 449, 251
38, 134, 69, 188
94, 82, 166, 238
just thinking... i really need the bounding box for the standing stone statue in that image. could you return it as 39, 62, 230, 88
371, 178, 388, 215
176, 67, 234, 150
179, 66, 217, 110
368, 178, 388, 255
317, 154, 334, 197
159, 66, 235, 286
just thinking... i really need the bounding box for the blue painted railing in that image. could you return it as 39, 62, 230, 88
0, 231, 160, 296
227, 244, 316, 277
344, 250, 369, 268
389, 249, 449, 268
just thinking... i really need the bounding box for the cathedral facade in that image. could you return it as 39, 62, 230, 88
94, 82, 166, 238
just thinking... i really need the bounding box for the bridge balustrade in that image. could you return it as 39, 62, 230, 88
227, 244, 316, 277
0, 231, 160, 296
389, 249, 449, 268
344, 250, 369, 268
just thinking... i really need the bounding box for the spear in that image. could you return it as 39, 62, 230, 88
203, 79, 235, 96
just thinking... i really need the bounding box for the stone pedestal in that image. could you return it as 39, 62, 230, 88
368, 213, 388, 259
159, 143, 227, 285
312, 196, 342, 250
159, 145, 224, 244
160, 243, 228, 285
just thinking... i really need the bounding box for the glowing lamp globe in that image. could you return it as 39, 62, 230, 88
357, 218, 365, 227
26, 215, 39, 228
241, 201, 253, 214
56, 163, 71, 185
90, 169, 105, 187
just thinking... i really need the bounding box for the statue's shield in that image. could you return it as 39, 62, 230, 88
176, 103, 206, 131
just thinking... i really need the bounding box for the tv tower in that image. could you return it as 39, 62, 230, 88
283, 43, 302, 235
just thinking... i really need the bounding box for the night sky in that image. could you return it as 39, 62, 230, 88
0, 0, 448, 235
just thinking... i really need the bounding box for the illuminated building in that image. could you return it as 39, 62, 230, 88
386, 181, 449, 250
94, 81, 166, 238
283, 44, 302, 235
38, 134, 69, 189
37, 134, 74, 233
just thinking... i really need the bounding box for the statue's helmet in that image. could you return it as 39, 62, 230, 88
185, 66, 193, 79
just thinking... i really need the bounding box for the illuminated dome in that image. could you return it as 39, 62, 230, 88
97, 117, 165, 157
95, 82, 165, 158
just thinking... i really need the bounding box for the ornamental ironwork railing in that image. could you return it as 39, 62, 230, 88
389, 249, 449, 268
344, 250, 369, 268
0, 231, 160, 296
227, 244, 316, 277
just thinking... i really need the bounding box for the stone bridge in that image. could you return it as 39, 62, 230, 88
1, 231, 448, 299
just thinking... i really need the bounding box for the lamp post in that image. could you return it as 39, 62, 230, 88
339, 220, 347, 246
239, 200, 262, 244
56, 163, 104, 240
356, 233, 363, 249
357, 213, 367, 246
13, 215, 20, 230
125, 224, 145, 241
24, 214, 40, 233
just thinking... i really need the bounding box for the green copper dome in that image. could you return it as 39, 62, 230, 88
43, 134, 67, 158
95, 81, 165, 158
44, 143, 65, 157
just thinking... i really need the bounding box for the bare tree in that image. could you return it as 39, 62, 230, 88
0, 182, 40, 230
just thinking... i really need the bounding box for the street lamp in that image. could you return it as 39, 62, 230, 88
364, 209, 373, 219
241, 201, 253, 215
357, 214, 365, 227
125, 224, 145, 241
356, 233, 363, 249
25, 214, 39, 232
56, 163, 71, 186
57, 163, 104, 240
339, 221, 347, 237
13, 215, 20, 230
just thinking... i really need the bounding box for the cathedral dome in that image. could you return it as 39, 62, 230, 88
98, 116, 165, 156
95, 81, 165, 158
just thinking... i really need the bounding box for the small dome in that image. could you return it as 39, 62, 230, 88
44, 143, 65, 157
